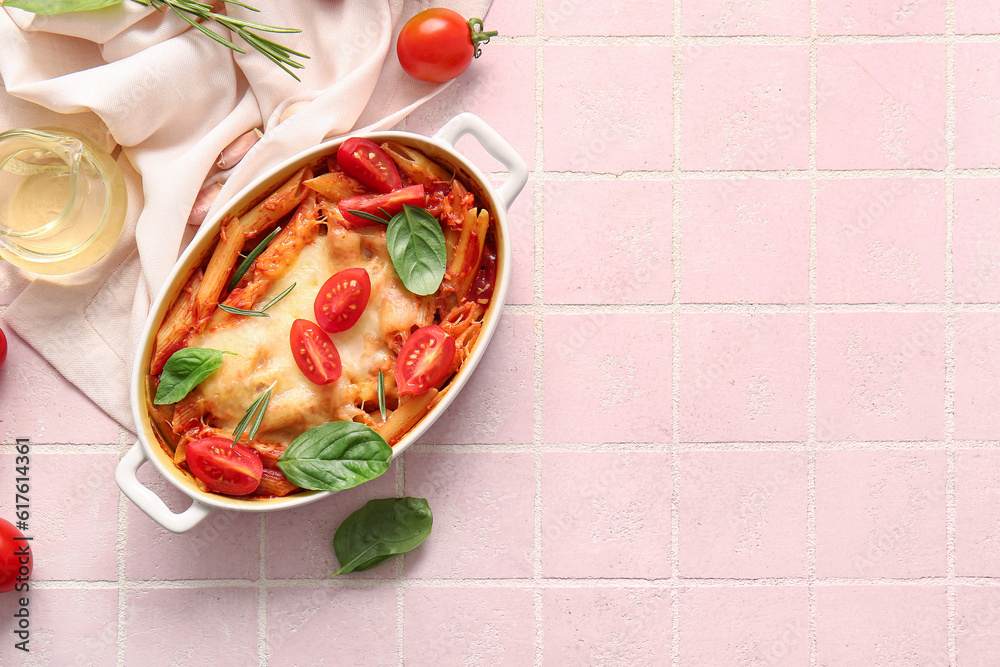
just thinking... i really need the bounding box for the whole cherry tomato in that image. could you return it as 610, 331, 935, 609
396, 8, 497, 83
315, 268, 372, 334
395, 325, 456, 395
185, 437, 263, 496
0, 327, 7, 371
0, 518, 31, 594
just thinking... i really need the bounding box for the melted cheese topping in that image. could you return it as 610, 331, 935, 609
188, 229, 433, 444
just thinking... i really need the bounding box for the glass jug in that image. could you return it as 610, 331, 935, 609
0, 128, 127, 275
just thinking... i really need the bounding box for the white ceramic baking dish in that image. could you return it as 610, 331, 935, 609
115, 113, 527, 533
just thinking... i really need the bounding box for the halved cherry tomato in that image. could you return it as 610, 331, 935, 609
338, 184, 425, 228
185, 437, 263, 496
395, 325, 456, 395
0, 328, 6, 371
0, 517, 30, 594
470, 240, 498, 305
337, 138, 402, 193
315, 268, 371, 333
289, 319, 342, 385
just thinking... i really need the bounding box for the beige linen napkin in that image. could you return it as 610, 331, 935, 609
0, 0, 491, 430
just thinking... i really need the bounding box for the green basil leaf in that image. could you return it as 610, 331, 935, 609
332, 497, 433, 577
276, 422, 392, 492
386, 205, 447, 296
3, 0, 123, 15
153, 347, 233, 405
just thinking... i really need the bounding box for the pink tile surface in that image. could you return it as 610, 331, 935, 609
955, 1, 1000, 33
544, 46, 673, 172
817, 43, 946, 169
499, 176, 534, 305
680, 313, 809, 442
680, 587, 811, 665
818, 0, 945, 35
956, 451, 1000, 576
542, 451, 672, 578
682, 0, 811, 35
404, 451, 534, 578
407, 45, 536, 173
680, 451, 808, 577
267, 586, 397, 666
544, 179, 673, 304
544, 313, 671, 443
422, 314, 534, 444
264, 464, 397, 579
485, 0, 535, 37
681, 178, 810, 303
12, 10, 1000, 664
816, 586, 948, 664
0, 452, 119, 581
815, 450, 946, 577
956, 44, 1000, 168
126, 461, 260, 580
0, 327, 120, 444
956, 587, 1000, 665
682, 45, 810, 170
815, 313, 945, 441
405, 587, 535, 666
543, 588, 671, 665
545, 0, 672, 35
0, 588, 118, 664
816, 178, 945, 303
955, 314, 1000, 440
954, 179, 1000, 303
124, 587, 258, 666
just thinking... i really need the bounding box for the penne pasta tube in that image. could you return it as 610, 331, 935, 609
378, 389, 439, 445
150, 268, 203, 374
192, 216, 244, 327
222, 195, 321, 311
381, 141, 451, 184
256, 467, 300, 497
238, 165, 312, 238
172, 436, 189, 465
304, 171, 364, 201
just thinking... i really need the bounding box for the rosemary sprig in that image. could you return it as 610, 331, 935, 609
218, 304, 270, 317
377, 371, 386, 421
218, 282, 296, 318
348, 209, 391, 225
232, 380, 276, 442
229, 225, 281, 291
132, 0, 309, 80
261, 283, 296, 311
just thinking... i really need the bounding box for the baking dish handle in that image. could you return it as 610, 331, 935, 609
116, 442, 213, 534
433, 112, 528, 211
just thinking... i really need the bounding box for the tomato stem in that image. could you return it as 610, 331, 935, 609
467, 18, 498, 58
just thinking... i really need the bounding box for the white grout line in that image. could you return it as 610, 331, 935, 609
28, 575, 1000, 589
497, 33, 1000, 47
808, 1, 820, 663
671, 0, 683, 663
116, 466, 128, 667
945, 2, 959, 665
532, 2, 546, 659
396, 452, 406, 666
258, 513, 267, 667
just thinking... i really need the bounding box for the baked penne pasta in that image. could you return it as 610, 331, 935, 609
148, 139, 498, 499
